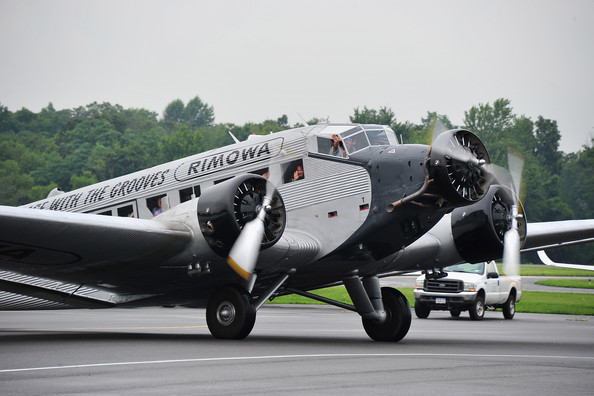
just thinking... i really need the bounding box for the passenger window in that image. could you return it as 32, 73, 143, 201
250, 167, 270, 179
98, 210, 112, 216
179, 186, 201, 202
147, 194, 166, 216
117, 205, 134, 218
282, 159, 305, 183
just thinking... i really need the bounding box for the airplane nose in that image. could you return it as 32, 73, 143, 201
429, 129, 490, 204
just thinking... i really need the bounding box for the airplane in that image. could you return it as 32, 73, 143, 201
537, 250, 594, 271
1, 123, 593, 341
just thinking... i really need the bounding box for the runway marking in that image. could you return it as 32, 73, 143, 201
1, 353, 593, 374
2, 325, 208, 332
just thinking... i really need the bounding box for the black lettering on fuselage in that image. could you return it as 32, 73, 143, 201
188, 161, 201, 175
242, 145, 258, 161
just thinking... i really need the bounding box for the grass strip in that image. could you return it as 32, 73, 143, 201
535, 279, 594, 289
500, 266, 594, 277
270, 286, 594, 315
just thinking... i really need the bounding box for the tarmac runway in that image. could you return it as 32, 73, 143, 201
1, 306, 593, 395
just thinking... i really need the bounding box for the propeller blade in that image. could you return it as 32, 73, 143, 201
227, 194, 271, 280
502, 205, 521, 278
507, 149, 525, 203
430, 117, 448, 145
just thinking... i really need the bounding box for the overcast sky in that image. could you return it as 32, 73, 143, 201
1, 0, 593, 152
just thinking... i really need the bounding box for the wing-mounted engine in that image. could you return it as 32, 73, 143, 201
429, 129, 490, 205
451, 185, 527, 263
197, 174, 286, 257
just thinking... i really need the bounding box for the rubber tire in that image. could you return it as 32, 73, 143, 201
414, 302, 431, 319
450, 309, 461, 318
206, 285, 256, 339
468, 295, 485, 321
362, 287, 412, 342
502, 292, 516, 319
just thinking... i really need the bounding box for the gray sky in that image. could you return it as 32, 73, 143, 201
1, 0, 593, 153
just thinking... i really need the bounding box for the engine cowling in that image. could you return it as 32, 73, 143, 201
197, 175, 286, 257
429, 129, 491, 205
451, 185, 526, 263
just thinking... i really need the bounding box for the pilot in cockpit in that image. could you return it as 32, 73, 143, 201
330, 134, 349, 158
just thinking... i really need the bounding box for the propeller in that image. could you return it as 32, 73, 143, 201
484, 150, 524, 278
226, 172, 280, 281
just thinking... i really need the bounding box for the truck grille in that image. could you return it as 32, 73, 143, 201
424, 279, 463, 293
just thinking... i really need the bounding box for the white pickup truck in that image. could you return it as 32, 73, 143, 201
413, 261, 521, 320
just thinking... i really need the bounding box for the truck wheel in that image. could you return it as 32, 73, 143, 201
414, 302, 430, 318
502, 292, 516, 319
450, 309, 461, 318
468, 295, 485, 321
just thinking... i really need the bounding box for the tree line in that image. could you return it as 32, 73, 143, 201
0, 96, 591, 263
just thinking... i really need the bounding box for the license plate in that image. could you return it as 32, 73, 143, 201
435, 297, 446, 304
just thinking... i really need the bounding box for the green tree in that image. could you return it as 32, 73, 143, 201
534, 116, 562, 174
70, 170, 98, 190
163, 96, 215, 132
159, 125, 205, 161
0, 160, 34, 205
350, 106, 396, 126
464, 98, 514, 149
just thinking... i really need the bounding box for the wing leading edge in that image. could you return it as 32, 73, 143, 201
0, 205, 193, 293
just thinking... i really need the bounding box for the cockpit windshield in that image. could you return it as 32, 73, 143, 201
316, 124, 399, 158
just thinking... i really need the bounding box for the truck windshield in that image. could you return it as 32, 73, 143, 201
444, 262, 485, 274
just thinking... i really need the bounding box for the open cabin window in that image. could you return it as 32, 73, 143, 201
250, 167, 270, 179
282, 159, 305, 183
147, 194, 166, 216
179, 185, 200, 202
117, 205, 134, 218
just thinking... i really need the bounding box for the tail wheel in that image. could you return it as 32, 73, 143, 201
206, 285, 256, 339
362, 287, 412, 342
502, 292, 516, 319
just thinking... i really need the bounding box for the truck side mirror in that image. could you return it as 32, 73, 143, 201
487, 272, 499, 279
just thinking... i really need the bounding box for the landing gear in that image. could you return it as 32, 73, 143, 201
206, 285, 256, 339
362, 287, 412, 342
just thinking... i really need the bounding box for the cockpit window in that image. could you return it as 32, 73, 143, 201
315, 125, 399, 158
366, 128, 391, 145
340, 130, 369, 154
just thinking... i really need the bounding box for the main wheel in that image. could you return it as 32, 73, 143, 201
468, 295, 485, 321
502, 292, 516, 319
206, 285, 256, 339
362, 287, 412, 342
414, 302, 431, 319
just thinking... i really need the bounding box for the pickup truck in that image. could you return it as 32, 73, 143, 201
413, 261, 521, 320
